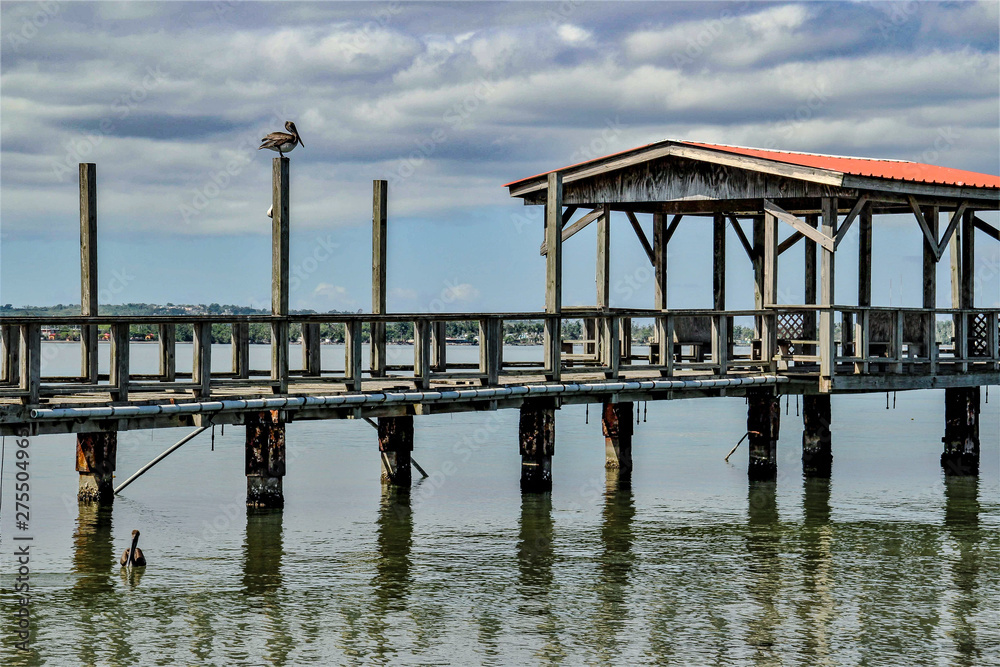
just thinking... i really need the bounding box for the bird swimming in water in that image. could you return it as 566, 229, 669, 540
120, 529, 147, 567
258, 121, 304, 156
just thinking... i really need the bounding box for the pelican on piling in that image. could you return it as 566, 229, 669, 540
259, 121, 304, 156
120, 529, 147, 567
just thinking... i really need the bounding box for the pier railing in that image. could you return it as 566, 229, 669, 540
2, 306, 997, 403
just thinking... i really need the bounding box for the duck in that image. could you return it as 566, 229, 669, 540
120, 529, 147, 567
259, 121, 304, 156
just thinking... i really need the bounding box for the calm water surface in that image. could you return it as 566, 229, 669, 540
1, 343, 997, 665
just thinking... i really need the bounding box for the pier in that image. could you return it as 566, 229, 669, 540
2, 141, 997, 506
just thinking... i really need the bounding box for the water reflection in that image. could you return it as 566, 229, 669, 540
517, 493, 565, 663
592, 473, 635, 661
242, 508, 290, 665
370, 486, 412, 662
745, 482, 781, 664
799, 478, 834, 663
943, 476, 982, 666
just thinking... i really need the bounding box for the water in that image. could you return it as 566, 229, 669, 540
1, 344, 998, 665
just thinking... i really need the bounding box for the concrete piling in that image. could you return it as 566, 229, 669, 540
942, 387, 980, 476
802, 394, 832, 478
76, 431, 117, 503
245, 410, 285, 508
379, 415, 413, 487
519, 399, 555, 492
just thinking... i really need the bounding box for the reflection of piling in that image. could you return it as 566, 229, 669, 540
943, 476, 981, 664
602, 401, 633, 483
70, 504, 122, 663
519, 399, 555, 492
591, 476, 635, 660
799, 477, 833, 659
745, 481, 780, 660
747, 389, 779, 481
76, 432, 117, 503
379, 415, 413, 487
802, 395, 832, 478
517, 493, 554, 591
242, 508, 284, 596
374, 486, 413, 610
942, 387, 980, 476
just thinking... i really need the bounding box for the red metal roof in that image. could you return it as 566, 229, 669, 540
505, 140, 1000, 190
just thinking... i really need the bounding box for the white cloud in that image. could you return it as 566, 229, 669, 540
557, 24, 591, 44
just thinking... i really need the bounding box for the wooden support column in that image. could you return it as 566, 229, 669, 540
431, 321, 447, 372
379, 415, 413, 487
652, 211, 668, 365
1, 325, 19, 384
544, 173, 563, 380
19, 324, 39, 405
272, 157, 290, 394
76, 432, 117, 503
109, 323, 129, 402
371, 180, 388, 378
801, 394, 832, 478
747, 388, 779, 482
819, 198, 837, 386
960, 209, 975, 308
519, 399, 555, 493
922, 206, 939, 309
942, 387, 980, 476
597, 204, 610, 309
80, 163, 100, 383
344, 320, 363, 391
231, 322, 248, 379
192, 322, 212, 398
246, 410, 285, 507
803, 214, 818, 356
713, 213, 726, 311
160, 323, 177, 381
752, 215, 765, 358
858, 207, 872, 308
761, 210, 778, 369
301, 322, 321, 376
413, 319, 431, 389
602, 401, 633, 481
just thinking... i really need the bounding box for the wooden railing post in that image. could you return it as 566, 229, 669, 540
271, 321, 288, 394
19, 324, 40, 404
192, 322, 212, 397
989, 311, 999, 371
479, 317, 502, 386
345, 320, 362, 391
1, 325, 18, 384
926, 310, 938, 375
712, 313, 728, 376
602, 315, 619, 379
819, 197, 837, 386
860, 309, 870, 374
892, 310, 904, 374
80, 163, 99, 383
657, 314, 673, 377
109, 323, 129, 402
619, 316, 632, 364
954, 312, 968, 372
413, 318, 431, 389
272, 157, 290, 394
231, 322, 248, 379
431, 321, 447, 372
159, 323, 176, 381
302, 322, 321, 376
371, 180, 388, 378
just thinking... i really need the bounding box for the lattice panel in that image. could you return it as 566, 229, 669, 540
776, 313, 804, 341
970, 313, 989, 357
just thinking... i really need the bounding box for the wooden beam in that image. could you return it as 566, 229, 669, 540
962, 210, 975, 308
664, 214, 683, 244
561, 205, 579, 227
728, 214, 754, 260
833, 194, 868, 249
922, 205, 938, 308
973, 215, 1000, 241
804, 214, 817, 346
544, 172, 562, 381
819, 198, 837, 380
653, 212, 667, 310
345, 320, 362, 391
858, 207, 872, 307
752, 216, 764, 311
540, 207, 602, 255
625, 210, 655, 265
597, 204, 610, 309
935, 201, 968, 260
272, 158, 290, 316
763, 199, 834, 251
193, 322, 212, 398
372, 180, 388, 377
777, 231, 804, 256
713, 213, 726, 311
80, 163, 99, 383
908, 195, 940, 256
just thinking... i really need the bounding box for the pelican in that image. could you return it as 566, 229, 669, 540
120, 529, 147, 567
259, 121, 304, 156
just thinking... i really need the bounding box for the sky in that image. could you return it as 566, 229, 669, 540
1, 0, 998, 314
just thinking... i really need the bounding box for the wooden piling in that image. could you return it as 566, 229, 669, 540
80, 163, 99, 383
747, 389, 779, 481
109, 323, 129, 402
0, 325, 18, 384
245, 410, 285, 507
301, 322, 321, 376
543, 172, 563, 381
76, 431, 116, 503
819, 197, 837, 383
371, 180, 388, 378
192, 322, 212, 398
519, 399, 555, 492
378, 415, 413, 487
272, 157, 290, 394
159, 323, 177, 381
231, 322, 248, 379
942, 387, 979, 476
602, 401, 633, 481
801, 394, 832, 477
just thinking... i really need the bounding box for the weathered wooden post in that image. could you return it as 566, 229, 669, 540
942, 387, 980, 476
192, 322, 212, 398
160, 323, 176, 381
0, 326, 18, 384
76, 432, 116, 503
80, 163, 99, 383
301, 322, 321, 376
379, 415, 413, 487
519, 398, 555, 492
272, 157, 290, 394
803, 214, 818, 357
231, 322, 248, 379
543, 172, 563, 381
801, 394, 832, 477
602, 401, 633, 482
246, 410, 285, 507
747, 388, 779, 481
819, 197, 837, 388
371, 180, 388, 378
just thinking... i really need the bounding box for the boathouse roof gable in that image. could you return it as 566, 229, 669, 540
505, 140, 1000, 208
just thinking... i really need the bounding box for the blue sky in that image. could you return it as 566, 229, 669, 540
1, 1, 998, 312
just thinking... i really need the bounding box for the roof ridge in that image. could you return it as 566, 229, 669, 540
683, 141, 916, 164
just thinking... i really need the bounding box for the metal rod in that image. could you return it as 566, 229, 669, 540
114, 427, 209, 495
411, 458, 429, 479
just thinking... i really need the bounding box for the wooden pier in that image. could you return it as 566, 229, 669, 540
2, 141, 997, 505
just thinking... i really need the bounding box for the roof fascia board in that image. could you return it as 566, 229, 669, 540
843, 174, 1000, 203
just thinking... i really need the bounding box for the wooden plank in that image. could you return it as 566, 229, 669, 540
764, 199, 834, 251
712, 314, 728, 377
230, 322, 248, 379
625, 210, 655, 265
80, 163, 99, 383
922, 205, 939, 310
539, 207, 602, 255
413, 319, 431, 389
597, 204, 610, 309
777, 231, 804, 256
109, 322, 129, 402
713, 213, 726, 311
804, 214, 818, 356
934, 201, 968, 261
653, 211, 667, 310
762, 211, 778, 307
561, 205, 578, 226
431, 321, 447, 372
858, 207, 872, 307
657, 314, 674, 377
908, 195, 940, 257
271, 321, 288, 394
302, 322, 321, 376
728, 214, 754, 260
480, 317, 502, 386
833, 194, 868, 249
192, 322, 212, 398
892, 310, 904, 374
603, 315, 619, 378
545, 316, 561, 381
372, 180, 388, 377
544, 173, 563, 380
819, 197, 837, 380
1, 326, 18, 384
344, 320, 362, 391
962, 210, 975, 308
926, 311, 938, 375
973, 214, 1000, 241
272, 158, 290, 316
19, 324, 40, 404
